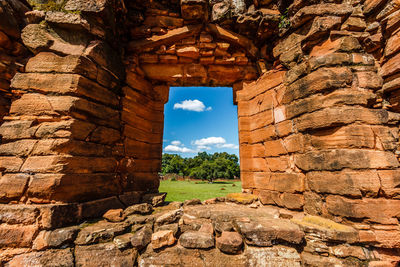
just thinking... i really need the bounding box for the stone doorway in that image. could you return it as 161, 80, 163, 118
160, 86, 241, 200
0, 0, 400, 263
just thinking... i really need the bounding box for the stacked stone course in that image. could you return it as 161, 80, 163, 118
0, 0, 30, 122
3, 195, 396, 266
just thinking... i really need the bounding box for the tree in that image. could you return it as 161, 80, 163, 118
162, 152, 240, 182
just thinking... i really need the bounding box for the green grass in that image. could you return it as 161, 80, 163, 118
159, 179, 242, 202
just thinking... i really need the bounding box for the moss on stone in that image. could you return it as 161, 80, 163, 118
27, 0, 81, 14
292, 215, 354, 232
226, 193, 258, 204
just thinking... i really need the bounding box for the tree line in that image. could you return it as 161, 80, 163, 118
161, 152, 240, 182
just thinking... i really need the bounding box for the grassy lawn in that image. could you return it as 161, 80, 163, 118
159, 179, 242, 202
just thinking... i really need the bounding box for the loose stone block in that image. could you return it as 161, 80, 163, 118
152, 230, 176, 249
236, 218, 304, 246
75, 243, 137, 267
179, 231, 214, 249
216, 231, 243, 254
6, 249, 74, 267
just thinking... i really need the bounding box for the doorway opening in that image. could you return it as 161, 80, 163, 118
160, 86, 241, 202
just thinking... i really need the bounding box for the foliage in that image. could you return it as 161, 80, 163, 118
162, 152, 240, 182
279, 8, 290, 29
159, 180, 242, 202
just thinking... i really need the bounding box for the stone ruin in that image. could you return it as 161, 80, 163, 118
0, 0, 400, 265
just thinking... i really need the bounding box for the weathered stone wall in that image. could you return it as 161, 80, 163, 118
238, 0, 400, 253
3, 196, 399, 266
0, 0, 400, 264
0, 0, 30, 122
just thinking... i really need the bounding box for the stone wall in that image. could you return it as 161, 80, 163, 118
0, 0, 30, 122
3, 196, 399, 266
0, 0, 400, 264
238, 0, 400, 251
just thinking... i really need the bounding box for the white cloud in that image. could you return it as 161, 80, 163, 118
193, 136, 239, 150
194, 137, 226, 146
197, 145, 212, 150
170, 140, 182, 146
164, 145, 195, 153
218, 143, 239, 149
173, 99, 211, 112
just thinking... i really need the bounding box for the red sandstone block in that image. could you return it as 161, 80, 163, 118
11, 73, 119, 107
265, 157, 289, 172
159, 54, 178, 64
141, 64, 184, 83
240, 144, 265, 159
253, 172, 305, 193
308, 53, 352, 71
294, 107, 390, 132
0, 174, 29, 202
0, 120, 37, 141
0, 139, 37, 156
383, 10, 400, 35
281, 67, 353, 104
309, 37, 361, 58
295, 149, 399, 171
122, 110, 163, 134
281, 193, 304, 210
0, 224, 38, 247
385, 31, 400, 58
240, 172, 255, 189
30, 139, 111, 157
208, 65, 251, 86
139, 53, 159, 63
247, 129, 266, 144
373, 230, 400, 248
124, 124, 162, 144
129, 172, 160, 192
285, 90, 375, 121
122, 96, 163, 120
125, 71, 153, 93
124, 138, 161, 159
75, 244, 135, 266
283, 134, 305, 153
354, 71, 383, 90
25, 52, 98, 81
378, 170, 400, 197
237, 70, 284, 101
119, 158, 161, 173
9, 94, 120, 129
240, 158, 268, 172
326, 195, 400, 224
290, 3, 353, 29
275, 120, 293, 137
238, 130, 250, 144
309, 125, 377, 150
363, 0, 387, 14
306, 171, 381, 197
253, 189, 279, 205
90, 126, 120, 145
78, 197, 124, 220
380, 52, 400, 78
27, 173, 120, 203
250, 110, 274, 130
264, 139, 287, 156
0, 156, 23, 172
21, 155, 117, 174
0, 205, 39, 225
38, 204, 79, 229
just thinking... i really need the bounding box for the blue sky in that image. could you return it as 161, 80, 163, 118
163, 87, 239, 157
